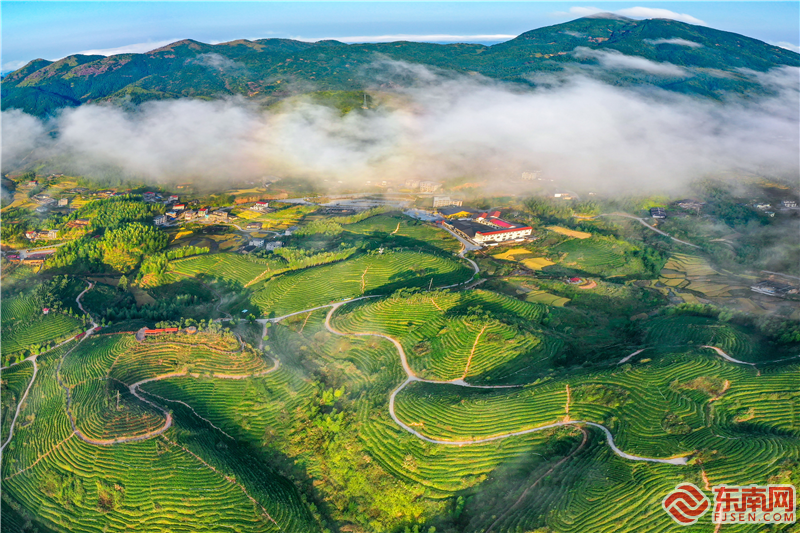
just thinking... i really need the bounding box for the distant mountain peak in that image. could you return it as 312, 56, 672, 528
2, 16, 798, 117
583, 12, 634, 21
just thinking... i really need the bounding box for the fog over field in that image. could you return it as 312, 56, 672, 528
3, 60, 798, 192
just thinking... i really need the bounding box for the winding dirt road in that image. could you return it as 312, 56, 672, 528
321, 303, 688, 465
2, 282, 98, 454
597, 213, 700, 248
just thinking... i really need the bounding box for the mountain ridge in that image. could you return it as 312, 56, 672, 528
3, 15, 798, 116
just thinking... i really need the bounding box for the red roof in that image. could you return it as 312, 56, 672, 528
569, 277, 582, 282
489, 210, 501, 218
490, 218, 514, 228
144, 327, 179, 334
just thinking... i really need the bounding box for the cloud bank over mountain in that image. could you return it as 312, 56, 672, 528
3, 61, 798, 194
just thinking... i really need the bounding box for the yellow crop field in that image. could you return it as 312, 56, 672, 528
233, 209, 261, 220
494, 248, 554, 270
678, 292, 701, 304
494, 247, 531, 261
546, 226, 592, 239
173, 230, 193, 241
521, 257, 555, 270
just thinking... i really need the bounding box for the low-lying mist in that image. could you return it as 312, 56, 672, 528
2, 60, 798, 194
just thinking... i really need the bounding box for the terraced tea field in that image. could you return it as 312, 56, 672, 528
552, 236, 648, 277
1, 293, 84, 361
3, 222, 798, 533
1, 329, 318, 532
643, 314, 780, 362
169, 253, 276, 286
251, 251, 473, 316
331, 290, 556, 384
344, 214, 461, 252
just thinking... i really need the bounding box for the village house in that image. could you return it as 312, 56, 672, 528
404, 179, 421, 189
782, 200, 797, 208
173, 203, 186, 211
419, 181, 442, 193
206, 210, 228, 221
675, 199, 705, 212
66, 218, 91, 229
246, 222, 263, 230
264, 241, 284, 251
432, 196, 462, 208
650, 207, 667, 219
58, 198, 69, 207
249, 238, 265, 247
168, 195, 180, 203
751, 280, 795, 298
521, 171, 542, 181
437, 206, 479, 219
250, 201, 270, 212
445, 217, 532, 244
153, 215, 168, 226
24, 229, 59, 241
32, 194, 55, 205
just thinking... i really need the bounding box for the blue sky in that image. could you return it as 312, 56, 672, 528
2, 1, 798, 72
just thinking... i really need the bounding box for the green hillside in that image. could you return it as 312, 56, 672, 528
3, 15, 798, 116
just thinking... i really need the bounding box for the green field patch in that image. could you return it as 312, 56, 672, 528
551, 236, 649, 278
332, 290, 555, 384
644, 315, 765, 361
1, 293, 84, 360
525, 290, 571, 307
169, 253, 273, 286
344, 214, 461, 252
252, 250, 472, 317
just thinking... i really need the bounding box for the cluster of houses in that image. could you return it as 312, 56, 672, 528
30, 194, 71, 213
404, 179, 442, 193
153, 196, 234, 226
24, 229, 59, 241
750, 279, 798, 298
432, 196, 462, 208
437, 207, 532, 245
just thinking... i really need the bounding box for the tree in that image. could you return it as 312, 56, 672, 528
118, 275, 128, 291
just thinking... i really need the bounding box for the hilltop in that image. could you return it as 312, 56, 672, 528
3, 15, 798, 116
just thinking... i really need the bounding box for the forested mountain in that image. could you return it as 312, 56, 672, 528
3, 15, 799, 116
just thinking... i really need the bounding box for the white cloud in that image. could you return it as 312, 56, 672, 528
773, 41, 800, 53
644, 38, 703, 48
72, 39, 179, 57
294, 34, 516, 44
559, 6, 706, 25
574, 47, 687, 76
2, 59, 31, 73
4, 62, 798, 195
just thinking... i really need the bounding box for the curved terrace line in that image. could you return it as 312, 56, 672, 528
321, 303, 688, 465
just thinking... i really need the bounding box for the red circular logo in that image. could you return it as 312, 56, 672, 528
662, 483, 711, 525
